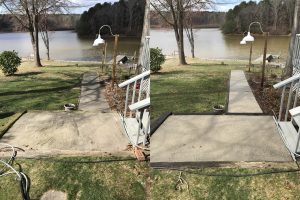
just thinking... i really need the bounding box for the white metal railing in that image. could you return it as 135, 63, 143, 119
118, 70, 150, 118
118, 70, 150, 146
273, 74, 300, 160
293, 34, 300, 75
273, 74, 300, 121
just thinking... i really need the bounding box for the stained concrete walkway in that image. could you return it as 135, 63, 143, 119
79, 73, 110, 113
0, 73, 129, 157
150, 70, 292, 167
228, 70, 262, 113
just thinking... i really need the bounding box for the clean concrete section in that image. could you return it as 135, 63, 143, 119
150, 115, 291, 166
79, 73, 110, 113
228, 70, 262, 113
1, 111, 129, 156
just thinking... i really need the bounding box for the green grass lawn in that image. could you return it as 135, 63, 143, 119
0, 157, 148, 200
0, 61, 103, 112
0, 112, 23, 138
150, 167, 300, 200
151, 58, 247, 120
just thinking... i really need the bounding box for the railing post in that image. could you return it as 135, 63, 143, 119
136, 108, 144, 145
124, 85, 130, 117
285, 81, 295, 121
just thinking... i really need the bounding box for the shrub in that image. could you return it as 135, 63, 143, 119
150, 48, 165, 73
0, 51, 21, 76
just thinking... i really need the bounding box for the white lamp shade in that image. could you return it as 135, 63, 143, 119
243, 32, 254, 42
93, 35, 105, 46
240, 40, 247, 45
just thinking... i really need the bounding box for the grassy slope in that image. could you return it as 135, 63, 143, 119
0, 112, 23, 137
151, 58, 246, 120
0, 157, 148, 200
0, 61, 103, 112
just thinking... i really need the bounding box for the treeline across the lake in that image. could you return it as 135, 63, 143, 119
76, 0, 145, 37
150, 11, 226, 28
223, 0, 295, 35
0, 14, 80, 32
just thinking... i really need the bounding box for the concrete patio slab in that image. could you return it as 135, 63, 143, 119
0, 111, 129, 157
228, 70, 262, 113
150, 115, 292, 167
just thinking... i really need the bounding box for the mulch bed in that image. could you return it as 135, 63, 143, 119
247, 73, 281, 115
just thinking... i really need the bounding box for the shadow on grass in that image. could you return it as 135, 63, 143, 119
152, 70, 188, 76
13, 72, 44, 77
0, 112, 15, 119
0, 84, 79, 96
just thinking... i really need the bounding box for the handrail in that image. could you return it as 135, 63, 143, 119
274, 74, 300, 89
118, 70, 150, 88
129, 98, 150, 111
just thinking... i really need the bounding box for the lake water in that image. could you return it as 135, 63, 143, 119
150, 28, 290, 60
0, 31, 141, 61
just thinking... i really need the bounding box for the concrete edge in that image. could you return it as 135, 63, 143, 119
150, 161, 297, 169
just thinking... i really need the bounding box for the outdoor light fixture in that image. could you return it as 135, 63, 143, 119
93, 34, 105, 46
240, 40, 246, 45
93, 25, 119, 86
240, 21, 269, 88
242, 32, 255, 42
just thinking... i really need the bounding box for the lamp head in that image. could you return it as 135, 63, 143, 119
243, 32, 254, 42
240, 40, 247, 45
93, 34, 105, 46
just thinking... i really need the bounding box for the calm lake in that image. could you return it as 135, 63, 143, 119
0, 31, 141, 61
150, 28, 290, 60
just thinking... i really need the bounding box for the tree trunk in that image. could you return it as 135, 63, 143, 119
285, 0, 300, 78
33, 16, 42, 67
177, 10, 187, 65
137, 0, 150, 73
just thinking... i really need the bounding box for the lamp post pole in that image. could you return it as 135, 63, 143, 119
93, 25, 118, 87
261, 32, 269, 88
112, 35, 119, 87
101, 42, 106, 72
248, 42, 253, 72
241, 22, 268, 88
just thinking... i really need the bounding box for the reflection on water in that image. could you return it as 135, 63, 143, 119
0, 31, 140, 61
150, 28, 290, 60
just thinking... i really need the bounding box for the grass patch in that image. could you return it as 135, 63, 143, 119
150, 168, 300, 200
0, 112, 24, 138
0, 61, 104, 112
151, 58, 246, 120
0, 157, 148, 200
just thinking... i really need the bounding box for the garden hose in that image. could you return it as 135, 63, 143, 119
0, 143, 30, 200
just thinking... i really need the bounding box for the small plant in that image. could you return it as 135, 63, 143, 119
0, 51, 21, 76
150, 47, 165, 73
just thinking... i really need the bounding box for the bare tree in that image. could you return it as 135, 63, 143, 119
270, 0, 282, 32
126, 0, 137, 33
1, 0, 71, 67
151, 0, 212, 65
184, 12, 194, 58
285, 0, 300, 77
285, 0, 295, 30
39, 15, 50, 60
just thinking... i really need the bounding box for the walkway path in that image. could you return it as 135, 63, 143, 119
150, 70, 292, 167
79, 73, 110, 113
228, 70, 262, 113
1, 72, 129, 157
